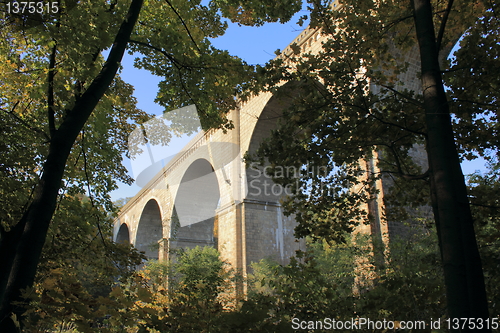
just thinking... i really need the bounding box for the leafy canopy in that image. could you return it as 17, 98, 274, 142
249, 0, 498, 242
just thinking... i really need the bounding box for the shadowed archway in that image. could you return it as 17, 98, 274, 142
135, 199, 163, 259
170, 158, 220, 250
116, 223, 130, 244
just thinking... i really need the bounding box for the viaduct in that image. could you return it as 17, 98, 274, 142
113, 0, 429, 277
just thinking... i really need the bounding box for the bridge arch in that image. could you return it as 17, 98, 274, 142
116, 223, 130, 244
135, 199, 163, 260
245, 81, 323, 202
170, 158, 220, 250
241, 82, 312, 265
246, 92, 283, 202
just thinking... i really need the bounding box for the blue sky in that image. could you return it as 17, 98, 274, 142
110, 9, 486, 201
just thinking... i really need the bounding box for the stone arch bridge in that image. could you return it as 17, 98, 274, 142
114, 82, 313, 275
114, 2, 435, 276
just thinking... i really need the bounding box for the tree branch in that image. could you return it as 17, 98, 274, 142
436, 0, 454, 50
128, 39, 245, 71
1, 102, 50, 141
47, 43, 57, 138
469, 201, 500, 209
164, 0, 201, 53
80, 129, 119, 267
383, 144, 430, 180
441, 66, 468, 73
381, 168, 430, 180
381, 14, 415, 37
127, 40, 202, 120
379, 84, 424, 107
367, 109, 427, 137
128, 39, 185, 67
452, 99, 499, 109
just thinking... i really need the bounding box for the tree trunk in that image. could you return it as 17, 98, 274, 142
412, 0, 490, 327
0, 0, 144, 330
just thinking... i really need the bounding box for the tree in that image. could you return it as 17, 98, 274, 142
0, 1, 146, 330
251, 0, 498, 325
102, 246, 235, 332
222, 231, 445, 332
468, 160, 500, 315
21, 194, 144, 332
0, 0, 304, 330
